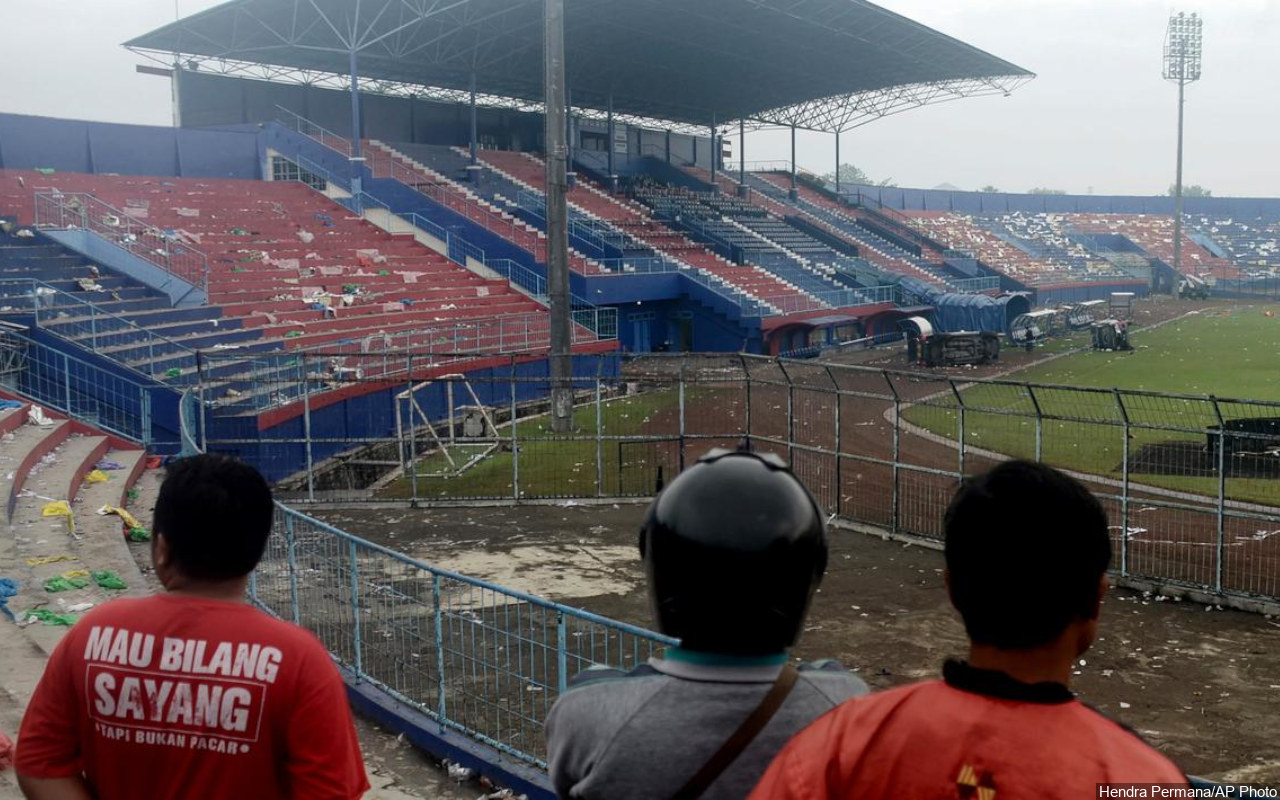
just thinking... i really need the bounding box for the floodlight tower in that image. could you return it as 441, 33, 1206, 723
1163, 12, 1203, 283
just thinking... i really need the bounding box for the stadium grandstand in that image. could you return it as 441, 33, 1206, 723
2, 0, 1278, 796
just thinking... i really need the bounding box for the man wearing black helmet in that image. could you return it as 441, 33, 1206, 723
545, 444, 866, 800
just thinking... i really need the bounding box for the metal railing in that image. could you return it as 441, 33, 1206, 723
32, 192, 210, 297
250, 503, 675, 768
0, 330, 159, 445
0, 278, 198, 385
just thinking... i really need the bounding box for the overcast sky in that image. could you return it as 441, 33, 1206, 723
2, 0, 1279, 197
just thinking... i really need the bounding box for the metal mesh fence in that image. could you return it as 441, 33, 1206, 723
220, 350, 1280, 772
201, 351, 1280, 607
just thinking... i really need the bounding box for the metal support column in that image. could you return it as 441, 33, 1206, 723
834, 131, 841, 197
348, 49, 364, 198
738, 118, 747, 198
709, 115, 718, 192
665, 129, 671, 164
789, 124, 798, 199
545, 0, 574, 434
1172, 73, 1186, 282
606, 93, 617, 192
466, 73, 481, 184
565, 85, 575, 188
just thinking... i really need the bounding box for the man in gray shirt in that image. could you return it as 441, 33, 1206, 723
546, 443, 867, 800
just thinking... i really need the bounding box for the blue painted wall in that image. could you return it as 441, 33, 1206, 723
0, 113, 259, 179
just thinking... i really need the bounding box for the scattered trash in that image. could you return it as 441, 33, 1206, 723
95, 459, 125, 471
27, 406, 54, 427
145, 456, 163, 469
61, 569, 90, 580
93, 571, 128, 591
1119, 702, 1132, 709
443, 760, 474, 783
165, 368, 182, 379
83, 469, 110, 484
24, 554, 74, 566
41, 501, 75, 534
43, 575, 88, 593
126, 488, 140, 501
22, 608, 77, 627
64, 602, 95, 613
0, 577, 18, 621
0, 399, 23, 411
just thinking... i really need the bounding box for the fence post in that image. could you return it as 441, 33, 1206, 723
286, 514, 300, 624
677, 358, 686, 472
827, 365, 842, 518
197, 356, 208, 452
432, 573, 447, 720
62, 352, 72, 415
301, 354, 315, 502
1211, 396, 1226, 594
140, 391, 152, 447
349, 539, 363, 680
885, 371, 901, 535
950, 379, 965, 477
1114, 390, 1130, 579
511, 360, 520, 502
594, 362, 604, 498
1026, 384, 1043, 462
740, 354, 752, 441
781, 360, 795, 464
555, 610, 569, 694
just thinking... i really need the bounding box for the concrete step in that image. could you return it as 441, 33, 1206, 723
2, 417, 71, 525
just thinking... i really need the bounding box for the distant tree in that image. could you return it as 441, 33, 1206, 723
1027, 187, 1067, 195
1169, 184, 1212, 198
979, 185, 1000, 193
822, 163, 894, 188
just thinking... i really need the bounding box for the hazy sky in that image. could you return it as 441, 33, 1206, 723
3, 0, 1279, 197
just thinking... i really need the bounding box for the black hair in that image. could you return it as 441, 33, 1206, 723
153, 454, 275, 581
944, 460, 1111, 650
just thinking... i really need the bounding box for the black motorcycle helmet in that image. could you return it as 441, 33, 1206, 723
639, 442, 828, 655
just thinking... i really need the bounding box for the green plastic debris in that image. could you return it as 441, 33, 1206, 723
232, 266, 247, 273
377, 270, 390, 277
126, 488, 139, 502
342, 283, 359, 294
43, 576, 88, 593
230, 227, 249, 236
93, 571, 128, 591
127, 527, 151, 542
35, 167, 56, 176
165, 367, 182, 379
24, 608, 76, 626
285, 330, 303, 338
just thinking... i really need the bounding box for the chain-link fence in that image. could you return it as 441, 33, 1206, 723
198, 351, 1280, 606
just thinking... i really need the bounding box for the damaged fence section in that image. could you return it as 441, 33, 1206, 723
250, 504, 674, 770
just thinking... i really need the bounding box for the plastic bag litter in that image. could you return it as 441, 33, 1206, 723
97, 504, 142, 529
95, 459, 125, 471
43, 576, 88, 593
84, 470, 109, 484
61, 569, 90, 580
93, 571, 127, 591
41, 501, 75, 534
126, 488, 140, 501
27, 406, 54, 427
22, 608, 77, 627
0, 577, 18, 622
24, 555, 74, 566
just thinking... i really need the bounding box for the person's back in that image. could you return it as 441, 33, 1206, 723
16, 454, 368, 800
547, 444, 866, 800
548, 656, 863, 800
750, 460, 1185, 799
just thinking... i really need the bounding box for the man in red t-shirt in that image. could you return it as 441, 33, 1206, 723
750, 460, 1187, 799
16, 455, 369, 800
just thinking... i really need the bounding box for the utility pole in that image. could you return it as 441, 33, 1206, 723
544, 0, 573, 433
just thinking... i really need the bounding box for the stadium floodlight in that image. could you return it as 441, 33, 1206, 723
1163, 12, 1203, 283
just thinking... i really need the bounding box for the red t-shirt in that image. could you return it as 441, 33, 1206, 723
750, 663, 1186, 800
16, 593, 370, 800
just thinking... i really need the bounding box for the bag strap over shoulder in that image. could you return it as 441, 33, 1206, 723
669, 663, 800, 800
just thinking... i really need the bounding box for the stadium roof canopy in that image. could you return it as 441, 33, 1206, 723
126, 0, 1033, 134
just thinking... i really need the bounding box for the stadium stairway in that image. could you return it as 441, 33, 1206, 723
0, 393, 150, 658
